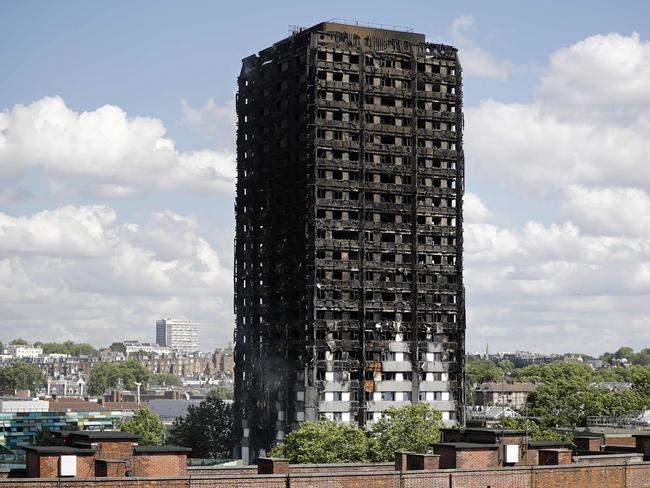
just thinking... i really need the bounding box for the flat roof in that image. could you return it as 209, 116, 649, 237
529, 440, 573, 447
435, 442, 499, 450
304, 21, 425, 43
24, 446, 96, 455
441, 427, 528, 435
68, 431, 141, 441
133, 445, 192, 453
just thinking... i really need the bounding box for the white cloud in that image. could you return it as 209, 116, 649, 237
465, 217, 650, 354
181, 98, 236, 150
0, 205, 117, 257
466, 99, 650, 194
449, 16, 517, 80
463, 31, 650, 353
0, 205, 234, 348
562, 185, 650, 238
0, 96, 235, 197
466, 32, 650, 195
538, 32, 650, 118
464, 192, 493, 222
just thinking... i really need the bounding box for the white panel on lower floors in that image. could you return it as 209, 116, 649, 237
322, 411, 352, 422
318, 400, 352, 412
366, 400, 412, 412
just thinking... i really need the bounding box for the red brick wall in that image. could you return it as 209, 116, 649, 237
535, 464, 624, 488
557, 451, 572, 465
95, 440, 135, 458
7, 460, 650, 488
456, 448, 499, 469
289, 472, 401, 488
189, 465, 258, 476
520, 448, 539, 466
257, 458, 289, 474
76, 455, 96, 478
574, 437, 602, 452
134, 454, 187, 477
290, 463, 394, 473
190, 475, 287, 488
188, 463, 394, 477
402, 472, 451, 488
39, 456, 59, 478
451, 469, 532, 488
605, 436, 636, 447
626, 464, 650, 488
98, 462, 127, 478
538, 449, 572, 465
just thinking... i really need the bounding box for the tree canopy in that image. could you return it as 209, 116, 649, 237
0, 363, 44, 394
466, 358, 505, 386
368, 403, 443, 462
270, 420, 368, 463
88, 360, 150, 395
499, 417, 572, 442
601, 347, 650, 366
149, 373, 183, 387
510, 362, 650, 428
208, 386, 233, 400
121, 405, 166, 445
167, 391, 233, 459
34, 340, 99, 357
270, 403, 444, 463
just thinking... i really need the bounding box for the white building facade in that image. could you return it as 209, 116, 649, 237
5, 345, 43, 359
155, 319, 198, 354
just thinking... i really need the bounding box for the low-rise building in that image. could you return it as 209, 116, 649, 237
109, 341, 173, 357
0, 398, 49, 413
139, 352, 216, 377
0, 398, 124, 465
24, 431, 190, 478
5, 345, 43, 359
473, 382, 537, 410
156, 318, 198, 354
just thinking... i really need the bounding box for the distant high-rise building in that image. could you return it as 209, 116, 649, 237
155, 319, 198, 353
234, 21, 465, 461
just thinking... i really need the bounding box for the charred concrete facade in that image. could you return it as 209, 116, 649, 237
234, 22, 465, 461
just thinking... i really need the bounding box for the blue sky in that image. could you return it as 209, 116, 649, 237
1, 1, 649, 354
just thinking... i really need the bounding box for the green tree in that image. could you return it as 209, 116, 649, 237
0, 363, 45, 394
208, 386, 233, 400
615, 346, 635, 359
499, 418, 571, 442
121, 405, 166, 445
496, 359, 515, 374
10, 338, 29, 346
167, 392, 233, 458
88, 360, 150, 395
35, 427, 59, 446
466, 358, 504, 385
149, 373, 183, 387
513, 361, 593, 384
368, 403, 443, 462
34, 341, 99, 357
465, 357, 506, 404
270, 420, 368, 463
